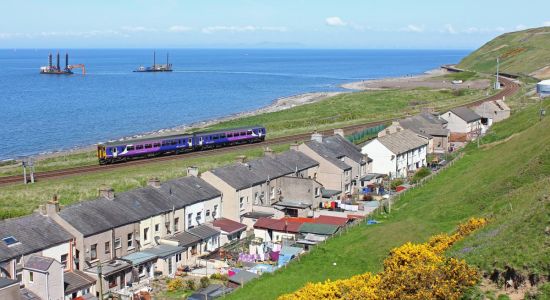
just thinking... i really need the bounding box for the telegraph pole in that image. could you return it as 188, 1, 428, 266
495, 57, 501, 90
97, 262, 104, 300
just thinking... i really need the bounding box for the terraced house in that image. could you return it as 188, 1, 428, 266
297, 131, 372, 196
201, 149, 321, 227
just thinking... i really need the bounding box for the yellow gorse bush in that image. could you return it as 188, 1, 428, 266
278, 218, 487, 300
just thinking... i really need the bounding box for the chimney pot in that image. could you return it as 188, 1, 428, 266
311, 131, 323, 143
264, 147, 275, 158
147, 177, 161, 188
235, 155, 247, 164
186, 166, 199, 177
98, 186, 115, 200
333, 129, 344, 138
45, 195, 60, 216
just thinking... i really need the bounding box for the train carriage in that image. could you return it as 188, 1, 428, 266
97, 125, 266, 164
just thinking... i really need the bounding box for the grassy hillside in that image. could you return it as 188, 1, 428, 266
458, 27, 550, 78
225, 100, 550, 300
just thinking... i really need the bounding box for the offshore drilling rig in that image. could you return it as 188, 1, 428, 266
40, 52, 86, 75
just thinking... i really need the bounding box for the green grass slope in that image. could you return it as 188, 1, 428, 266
458, 27, 550, 78
225, 100, 550, 300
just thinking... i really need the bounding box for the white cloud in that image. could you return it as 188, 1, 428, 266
543, 21, 550, 26
168, 25, 193, 33
402, 24, 425, 33
39, 30, 123, 38
443, 24, 457, 34
515, 24, 527, 31
325, 17, 347, 27
201, 26, 287, 34
121, 26, 156, 32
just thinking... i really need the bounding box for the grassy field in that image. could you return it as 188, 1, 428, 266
458, 26, 550, 78
0, 144, 289, 219
0, 87, 489, 178
225, 100, 550, 300
206, 87, 489, 138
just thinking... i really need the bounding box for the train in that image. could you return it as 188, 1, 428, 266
97, 125, 266, 164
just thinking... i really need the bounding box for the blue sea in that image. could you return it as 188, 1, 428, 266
0, 49, 469, 159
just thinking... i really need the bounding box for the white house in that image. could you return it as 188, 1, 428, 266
361, 129, 428, 178
473, 100, 511, 133
440, 107, 482, 140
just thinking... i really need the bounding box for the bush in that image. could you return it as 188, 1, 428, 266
186, 279, 196, 291
390, 179, 404, 190
200, 276, 210, 288
166, 278, 184, 292
411, 167, 432, 184
210, 273, 229, 281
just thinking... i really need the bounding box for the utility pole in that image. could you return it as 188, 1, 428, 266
495, 57, 501, 90
97, 262, 104, 300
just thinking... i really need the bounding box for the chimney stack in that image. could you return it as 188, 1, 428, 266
289, 142, 300, 151
235, 155, 247, 164
333, 129, 345, 138
264, 147, 275, 158
147, 177, 161, 188
187, 166, 199, 177
45, 195, 60, 216
98, 186, 115, 200
311, 131, 323, 143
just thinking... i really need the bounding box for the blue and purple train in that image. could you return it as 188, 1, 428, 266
97, 125, 266, 164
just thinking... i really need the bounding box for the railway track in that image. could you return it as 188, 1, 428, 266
0, 77, 520, 186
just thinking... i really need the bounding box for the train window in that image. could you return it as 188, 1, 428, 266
247, 130, 252, 135
234, 132, 239, 137
227, 133, 233, 138
240, 132, 246, 136
145, 144, 152, 149
111, 147, 117, 153
171, 140, 177, 145
188, 138, 192, 144
153, 143, 160, 147
161, 141, 167, 146
136, 145, 143, 150
213, 135, 219, 140
220, 134, 226, 138
127, 146, 135, 151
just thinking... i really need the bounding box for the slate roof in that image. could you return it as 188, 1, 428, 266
241, 211, 274, 219
121, 251, 158, 266
64, 270, 96, 294
449, 107, 481, 123
0, 213, 73, 262
209, 150, 317, 190
114, 186, 176, 221
0, 277, 18, 289
188, 224, 220, 240
473, 100, 511, 117
211, 218, 247, 235
58, 197, 142, 237
299, 223, 339, 235
20, 288, 41, 300
24, 255, 55, 272
141, 244, 185, 259
305, 135, 364, 170
167, 231, 202, 247
374, 129, 428, 155
160, 176, 221, 207
84, 259, 131, 276
399, 113, 449, 137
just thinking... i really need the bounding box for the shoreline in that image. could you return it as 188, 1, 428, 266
13, 67, 450, 162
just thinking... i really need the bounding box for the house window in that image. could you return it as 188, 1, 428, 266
213, 205, 218, 217
205, 210, 210, 217
176, 253, 182, 263
174, 218, 179, 232
154, 224, 160, 232
90, 244, 97, 260
127, 233, 134, 248
105, 241, 110, 254
196, 212, 202, 223
239, 197, 244, 209
315, 187, 320, 196
168, 258, 173, 275
191, 245, 197, 255
29, 271, 33, 283
61, 254, 68, 268
143, 228, 149, 242
114, 238, 121, 249
270, 187, 275, 199
254, 192, 259, 204
187, 213, 193, 227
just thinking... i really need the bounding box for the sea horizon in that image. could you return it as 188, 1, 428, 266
0, 48, 470, 160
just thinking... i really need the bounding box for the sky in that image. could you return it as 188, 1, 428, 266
1, 0, 549, 49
